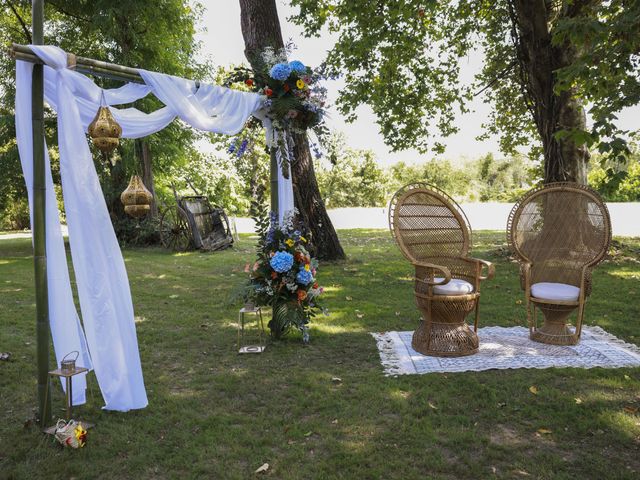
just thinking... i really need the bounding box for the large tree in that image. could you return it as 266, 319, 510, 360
291, 0, 640, 185
239, 0, 345, 260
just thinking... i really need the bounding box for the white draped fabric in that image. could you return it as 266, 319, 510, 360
16, 45, 295, 411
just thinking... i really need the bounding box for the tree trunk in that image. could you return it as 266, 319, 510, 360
291, 134, 346, 259
136, 139, 158, 216
510, 1, 590, 184
239, 0, 346, 260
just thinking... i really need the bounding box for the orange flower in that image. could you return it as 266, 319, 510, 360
271, 271, 278, 279
297, 289, 307, 301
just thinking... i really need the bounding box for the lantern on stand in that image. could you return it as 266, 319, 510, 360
121, 175, 153, 218
88, 106, 121, 153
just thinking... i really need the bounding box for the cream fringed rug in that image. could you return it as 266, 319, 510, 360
371, 326, 640, 376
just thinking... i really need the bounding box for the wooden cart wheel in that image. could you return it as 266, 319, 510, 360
159, 206, 192, 251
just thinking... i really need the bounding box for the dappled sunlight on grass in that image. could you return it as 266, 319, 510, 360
312, 323, 367, 334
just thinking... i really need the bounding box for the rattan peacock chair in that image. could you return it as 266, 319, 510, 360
507, 182, 612, 345
389, 183, 495, 357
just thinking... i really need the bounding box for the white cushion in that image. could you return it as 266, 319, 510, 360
530, 282, 580, 302
431, 278, 474, 296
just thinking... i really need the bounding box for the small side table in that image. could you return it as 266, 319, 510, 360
237, 306, 266, 354
44, 366, 93, 435
50, 366, 89, 420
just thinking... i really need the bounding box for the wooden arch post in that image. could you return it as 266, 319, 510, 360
31, 0, 52, 427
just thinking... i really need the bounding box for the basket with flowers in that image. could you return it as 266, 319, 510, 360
244, 211, 324, 341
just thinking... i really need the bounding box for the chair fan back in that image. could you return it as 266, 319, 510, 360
390, 184, 471, 263
507, 183, 611, 285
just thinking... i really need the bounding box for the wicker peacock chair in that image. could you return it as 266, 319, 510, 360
389, 183, 495, 357
507, 182, 612, 345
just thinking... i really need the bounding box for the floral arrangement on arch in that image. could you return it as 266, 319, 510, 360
226, 47, 329, 171
244, 210, 324, 341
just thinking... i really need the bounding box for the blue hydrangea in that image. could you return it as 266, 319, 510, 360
296, 268, 313, 285
269, 63, 292, 81
288, 60, 306, 73
270, 251, 294, 273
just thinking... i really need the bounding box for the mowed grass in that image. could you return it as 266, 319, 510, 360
1, 230, 639, 479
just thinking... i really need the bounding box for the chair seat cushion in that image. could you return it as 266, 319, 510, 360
432, 278, 474, 296
531, 282, 580, 302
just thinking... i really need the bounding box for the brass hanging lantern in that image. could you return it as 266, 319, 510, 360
88, 106, 122, 153
121, 175, 153, 218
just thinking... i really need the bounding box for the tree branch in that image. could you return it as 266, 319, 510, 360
47, 0, 92, 24
4, 0, 32, 43
474, 61, 517, 97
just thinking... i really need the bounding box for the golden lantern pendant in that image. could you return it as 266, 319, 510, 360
88, 106, 122, 153
121, 175, 153, 218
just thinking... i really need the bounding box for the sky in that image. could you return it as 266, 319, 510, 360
195, 1, 639, 167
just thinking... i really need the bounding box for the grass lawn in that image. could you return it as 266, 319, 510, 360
1, 230, 639, 479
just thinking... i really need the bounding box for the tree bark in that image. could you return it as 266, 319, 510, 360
238, 0, 346, 260
510, 1, 590, 184
136, 139, 158, 216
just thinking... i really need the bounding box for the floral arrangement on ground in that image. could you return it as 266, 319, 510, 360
244, 210, 324, 341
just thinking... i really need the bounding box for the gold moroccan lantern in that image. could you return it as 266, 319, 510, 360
121, 175, 153, 218
88, 106, 122, 153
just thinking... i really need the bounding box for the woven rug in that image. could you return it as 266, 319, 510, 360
371, 326, 640, 376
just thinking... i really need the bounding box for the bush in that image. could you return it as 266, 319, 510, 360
111, 215, 161, 247
0, 197, 30, 230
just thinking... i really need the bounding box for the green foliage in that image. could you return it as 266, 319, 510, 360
553, 1, 640, 160
589, 160, 640, 202
474, 153, 534, 202
388, 160, 473, 198
290, 1, 640, 165
0, 197, 30, 231
316, 133, 388, 208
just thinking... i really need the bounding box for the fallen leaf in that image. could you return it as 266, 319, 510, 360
254, 463, 269, 474
356, 313, 364, 319
428, 402, 438, 410
623, 405, 638, 414
497, 402, 507, 408
537, 428, 552, 435
395, 311, 401, 316
345, 296, 353, 301
574, 398, 583, 404
304, 431, 313, 437
529, 386, 539, 395
515, 299, 522, 305
624, 374, 631, 380
331, 377, 342, 384
331, 419, 338, 424
169, 294, 179, 299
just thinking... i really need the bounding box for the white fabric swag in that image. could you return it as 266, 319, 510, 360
16, 45, 294, 411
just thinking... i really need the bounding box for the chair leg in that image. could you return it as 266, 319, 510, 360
574, 299, 586, 341
473, 298, 480, 333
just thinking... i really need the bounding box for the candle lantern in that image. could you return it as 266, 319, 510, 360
237, 305, 266, 354
88, 106, 122, 153
120, 175, 153, 218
